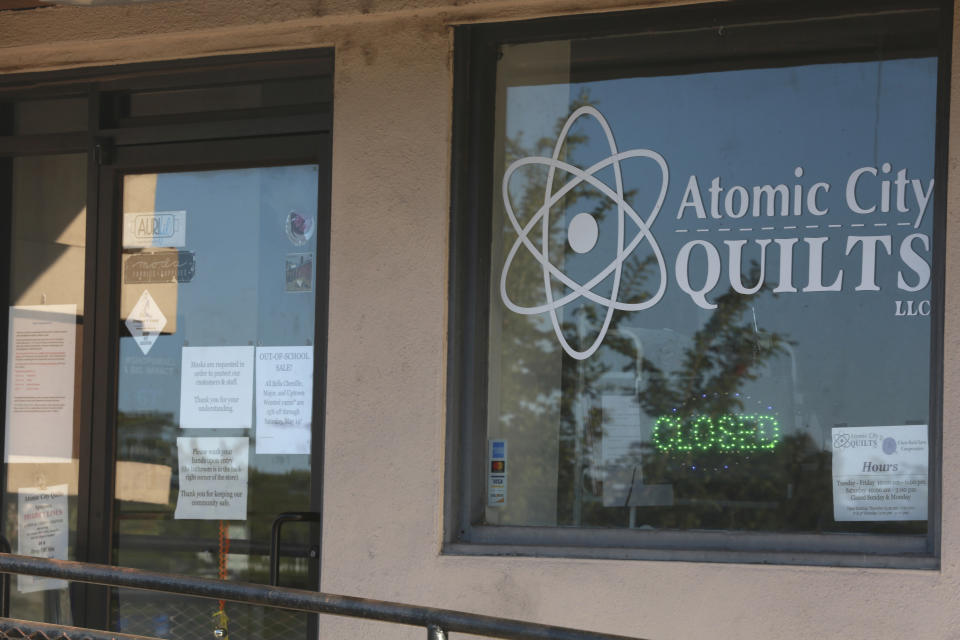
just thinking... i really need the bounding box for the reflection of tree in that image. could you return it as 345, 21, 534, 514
113, 415, 311, 638
494, 91, 636, 524
630, 269, 784, 419
495, 94, 924, 535
559, 261, 829, 531
113, 409, 313, 638
114, 411, 312, 586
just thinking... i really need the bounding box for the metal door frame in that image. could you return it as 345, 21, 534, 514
0, 50, 334, 634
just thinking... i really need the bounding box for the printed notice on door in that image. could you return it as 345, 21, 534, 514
179, 346, 254, 429
18, 484, 68, 593
174, 437, 248, 520
5, 305, 77, 463
255, 346, 312, 454
832, 425, 928, 521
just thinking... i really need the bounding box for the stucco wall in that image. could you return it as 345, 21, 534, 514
3, 1, 960, 639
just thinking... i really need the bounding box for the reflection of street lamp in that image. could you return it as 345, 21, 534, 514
752, 304, 802, 436
573, 324, 645, 527
616, 327, 643, 529
573, 310, 586, 527
617, 327, 644, 396
571, 311, 632, 526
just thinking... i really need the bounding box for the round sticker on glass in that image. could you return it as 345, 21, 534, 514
882, 437, 897, 455
285, 210, 316, 247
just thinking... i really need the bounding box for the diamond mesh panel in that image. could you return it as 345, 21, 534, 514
113, 591, 307, 640
0, 617, 161, 640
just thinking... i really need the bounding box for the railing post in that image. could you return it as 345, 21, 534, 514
427, 624, 446, 640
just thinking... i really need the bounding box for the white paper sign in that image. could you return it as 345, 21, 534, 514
5, 305, 76, 463
255, 346, 313, 454
600, 395, 644, 467
174, 437, 248, 520
180, 346, 254, 429
18, 484, 68, 593
125, 289, 167, 356
599, 395, 673, 507
123, 211, 187, 248
832, 425, 928, 521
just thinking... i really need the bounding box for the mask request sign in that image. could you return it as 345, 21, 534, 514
500, 107, 934, 360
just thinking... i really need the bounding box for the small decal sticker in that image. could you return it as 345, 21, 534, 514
285, 253, 314, 293
284, 210, 316, 247
123, 211, 187, 249
125, 290, 167, 355
124, 251, 196, 284
488, 439, 507, 507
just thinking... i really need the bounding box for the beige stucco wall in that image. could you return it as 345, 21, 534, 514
3, 1, 960, 638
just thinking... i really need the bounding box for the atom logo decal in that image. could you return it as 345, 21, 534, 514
500, 106, 669, 360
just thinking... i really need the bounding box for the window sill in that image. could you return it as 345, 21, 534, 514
444, 525, 937, 570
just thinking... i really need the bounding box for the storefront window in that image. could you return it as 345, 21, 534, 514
455, 1, 946, 561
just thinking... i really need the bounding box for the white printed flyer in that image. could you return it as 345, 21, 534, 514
5, 305, 77, 463
17, 484, 69, 593
255, 346, 313, 454
174, 437, 249, 520
832, 425, 928, 521
179, 346, 254, 429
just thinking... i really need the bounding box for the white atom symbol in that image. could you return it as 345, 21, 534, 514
500, 106, 669, 360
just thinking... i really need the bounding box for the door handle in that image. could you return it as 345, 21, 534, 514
269, 512, 320, 587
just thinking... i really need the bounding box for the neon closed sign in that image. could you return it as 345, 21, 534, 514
652, 414, 781, 453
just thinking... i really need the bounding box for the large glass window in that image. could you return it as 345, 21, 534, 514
452, 1, 947, 564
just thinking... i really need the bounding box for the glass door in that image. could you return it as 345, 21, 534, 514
0, 53, 333, 639
2, 151, 89, 626
94, 137, 329, 639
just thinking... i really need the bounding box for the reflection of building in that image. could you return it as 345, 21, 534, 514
0, 1, 957, 639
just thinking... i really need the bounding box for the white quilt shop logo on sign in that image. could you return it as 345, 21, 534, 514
500, 107, 934, 360
500, 107, 669, 360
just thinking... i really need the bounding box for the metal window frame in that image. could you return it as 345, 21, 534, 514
445, 0, 953, 569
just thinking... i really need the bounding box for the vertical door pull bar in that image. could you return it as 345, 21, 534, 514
269, 512, 321, 587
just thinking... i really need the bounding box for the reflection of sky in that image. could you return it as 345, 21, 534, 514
117, 165, 319, 472
501, 58, 937, 439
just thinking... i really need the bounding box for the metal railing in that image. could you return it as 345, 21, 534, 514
0, 553, 648, 640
